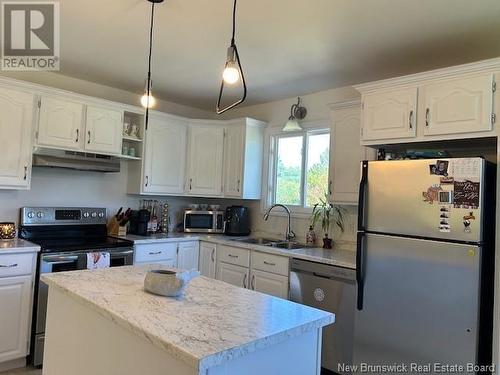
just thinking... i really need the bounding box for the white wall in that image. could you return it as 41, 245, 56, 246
220, 85, 362, 246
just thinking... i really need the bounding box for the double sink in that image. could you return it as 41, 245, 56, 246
231, 237, 313, 250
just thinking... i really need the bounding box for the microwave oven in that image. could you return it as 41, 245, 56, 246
184, 210, 224, 233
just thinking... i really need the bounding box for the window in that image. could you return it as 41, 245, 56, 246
270, 129, 330, 210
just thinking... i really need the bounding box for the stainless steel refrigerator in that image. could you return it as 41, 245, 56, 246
354, 158, 495, 373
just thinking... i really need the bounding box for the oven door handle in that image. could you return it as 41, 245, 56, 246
42, 255, 79, 264
110, 250, 134, 257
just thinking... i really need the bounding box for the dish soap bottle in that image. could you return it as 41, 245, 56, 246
306, 226, 316, 246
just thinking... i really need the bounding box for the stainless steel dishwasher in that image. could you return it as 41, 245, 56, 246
290, 258, 356, 375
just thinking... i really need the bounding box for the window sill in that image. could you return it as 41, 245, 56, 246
260, 207, 313, 220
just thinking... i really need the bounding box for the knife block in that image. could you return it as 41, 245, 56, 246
107, 217, 127, 237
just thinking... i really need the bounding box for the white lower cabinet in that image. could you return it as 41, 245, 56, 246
134, 241, 200, 270
177, 242, 199, 271
199, 242, 217, 278
134, 243, 178, 267
0, 252, 36, 364
0, 275, 32, 363
217, 262, 249, 289
215, 245, 290, 299
250, 269, 289, 299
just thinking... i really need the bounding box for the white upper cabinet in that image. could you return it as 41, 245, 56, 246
330, 102, 376, 205
0, 87, 34, 189
84, 105, 123, 154
223, 119, 265, 200
420, 74, 494, 136
361, 87, 417, 141
37, 96, 84, 150
142, 115, 188, 195
186, 124, 224, 197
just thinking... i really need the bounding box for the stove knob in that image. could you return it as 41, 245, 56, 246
27, 211, 35, 219
37, 212, 44, 218
83, 212, 90, 218
91, 212, 97, 218
98, 212, 104, 218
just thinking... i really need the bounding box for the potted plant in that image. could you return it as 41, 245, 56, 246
311, 195, 347, 249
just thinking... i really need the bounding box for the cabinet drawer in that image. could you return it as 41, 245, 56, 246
134, 243, 177, 263
0, 253, 34, 277
218, 245, 250, 267
251, 251, 289, 276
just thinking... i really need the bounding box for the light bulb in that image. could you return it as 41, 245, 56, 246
141, 93, 156, 108
223, 62, 240, 85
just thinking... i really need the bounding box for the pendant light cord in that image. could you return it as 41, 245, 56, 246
231, 0, 237, 45
145, 2, 155, 129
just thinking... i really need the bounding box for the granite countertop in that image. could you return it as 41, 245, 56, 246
42, 265, 334, 372
117, 233, 356, 269
0, 239, 40, 254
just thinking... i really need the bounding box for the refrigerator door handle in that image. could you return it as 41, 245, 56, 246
357, 161, 368, 231
356, 231, 366, 310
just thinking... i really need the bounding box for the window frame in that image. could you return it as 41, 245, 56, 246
262, 119, 331, 217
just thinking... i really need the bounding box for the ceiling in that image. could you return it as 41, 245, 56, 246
58, 0, 500, 110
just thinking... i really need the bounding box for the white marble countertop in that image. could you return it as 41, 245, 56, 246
42, 265, 334, 372
0, 238, 40, 254
117, 233, 356, 269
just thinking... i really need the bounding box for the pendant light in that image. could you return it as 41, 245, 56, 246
216, 0, 247, 114
142, 0, 163, 129
282, 97, 307, 131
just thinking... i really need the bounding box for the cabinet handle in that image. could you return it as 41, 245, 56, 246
425, 108, 430, 127
75, 129, 79, 143
409, 110, 413, 129
0, 263, 18, 268
145, 175, 149, 187
329, 180, 333, 195
263, 261, 276, 266
243, 273, 247, 288
237, 179, 240, 192
189, 178, 192, 190
87, 130, 91, 144
148, 251, 161, 255
211, 249, 215, 262
228, 254, 238, 258
251, 274, 255, 290
23, 165, 28, 180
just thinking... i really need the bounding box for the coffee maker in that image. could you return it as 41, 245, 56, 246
128, 209, 150, 236
224, 206, 250, 236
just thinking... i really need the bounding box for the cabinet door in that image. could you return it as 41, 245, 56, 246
186, 126, 224, 196
37, 96, 83, 150
361, 87, 417, 141
177, 242, 200, 271
330, 105, 376, 204
223, 126, 244, 198
84, 105, 123, 154
143, 117, 187, 194
0, 87, 34, 189
216, 262, 249, 289
199, 242, 216, 278
421, 74, 494, 136
0, 275, 32, 363
250, 269, 289, 299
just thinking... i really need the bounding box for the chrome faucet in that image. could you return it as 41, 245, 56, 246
263, 204, 296, 241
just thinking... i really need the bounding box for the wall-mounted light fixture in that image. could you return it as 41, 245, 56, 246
216, 0, 247, 114
282, 97, 307, 131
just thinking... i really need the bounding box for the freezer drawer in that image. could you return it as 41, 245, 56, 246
361, 158, 484, 242
354, 233, 481, 371
290, 259, 356, 374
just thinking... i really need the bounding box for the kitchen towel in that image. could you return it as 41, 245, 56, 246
87, 252, 110, 270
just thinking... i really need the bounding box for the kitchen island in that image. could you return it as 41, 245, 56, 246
41, 265, 334, 375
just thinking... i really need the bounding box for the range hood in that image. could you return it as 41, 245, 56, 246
32, 147, 121, 173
